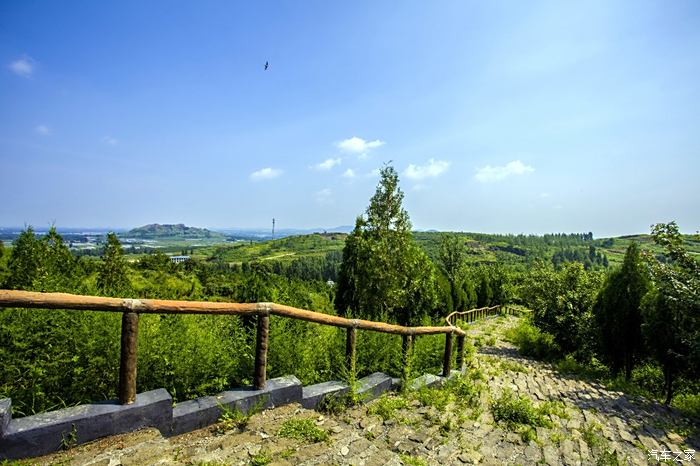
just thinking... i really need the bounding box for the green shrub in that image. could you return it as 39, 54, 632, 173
672, 393, 700, 419
504, 319, 559, 360
446, 374, 484, 409
490, 389, 552, 429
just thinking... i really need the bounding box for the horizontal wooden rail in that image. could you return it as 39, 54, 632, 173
445, 305, 501, 327
0, 290, 525, 406
0, 290, 465, 337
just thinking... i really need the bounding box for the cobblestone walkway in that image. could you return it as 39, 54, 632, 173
33, 316, 699, 465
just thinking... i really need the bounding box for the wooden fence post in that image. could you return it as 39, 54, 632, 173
402, 334, 413, 383
456, 335, 465, 371
443, 331, 453, 376
118, 312, 139, 405
346, 326, 356, 378
254, 312, 269, 390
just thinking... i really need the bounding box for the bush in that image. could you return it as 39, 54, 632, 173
672, 393, 700, 419
504, 318, 559, 360
490, 389, 552, 429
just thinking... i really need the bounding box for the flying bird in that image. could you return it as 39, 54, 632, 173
264, 61, 269, 70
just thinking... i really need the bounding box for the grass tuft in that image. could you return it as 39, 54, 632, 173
278, 418, 329, 443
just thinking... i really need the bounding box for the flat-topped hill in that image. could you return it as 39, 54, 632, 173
124, 223, 226, 239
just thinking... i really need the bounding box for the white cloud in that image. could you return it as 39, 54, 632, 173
35, 125, 50, 136
404, 159, 450, 180
102, 136, 119, 145
342, 168, 356, 178
313, 158, 341, 171
250, 167, 283, 181
366, 168, 380, 178
315, 188, 334, 205
9, 57, 35, 78
336, 137, 385, 157
474, 160, 534, 183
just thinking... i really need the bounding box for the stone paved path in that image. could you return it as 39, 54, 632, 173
32, 316, 699, 465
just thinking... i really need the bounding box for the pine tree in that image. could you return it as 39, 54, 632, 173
36, 226, 80, 292
4, 227, 46, 290
439, 233, 467, 311
593, 242, 650, 380
335, 164, 437, 325
97, 232, 131, 296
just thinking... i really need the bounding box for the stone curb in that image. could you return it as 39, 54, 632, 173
0, 389, 172, 460
0, 370, 461, 460
169, 375, 301, 437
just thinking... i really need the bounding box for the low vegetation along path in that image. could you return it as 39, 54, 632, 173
33, 316, 699, 466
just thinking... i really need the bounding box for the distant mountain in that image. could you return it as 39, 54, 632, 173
124, 224, 226, 239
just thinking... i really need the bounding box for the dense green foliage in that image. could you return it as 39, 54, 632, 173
335, 165, 437, 325
641, 222, 700, 404
521, 261, 603, 358
593, 243, 650, 379
1, 209, 698, 418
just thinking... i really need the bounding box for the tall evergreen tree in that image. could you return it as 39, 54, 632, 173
36, 227, 80, 292
4, 227, 46, 290
97, 232, 131, 296
476, 268, 493, 308
593, 242, 650, 380
438, 233, 467, 311
335, 164, 437, 325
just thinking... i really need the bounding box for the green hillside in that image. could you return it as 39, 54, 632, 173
192, 230, 700, 270
198, 232, 346, 265
124, 223, 226, 240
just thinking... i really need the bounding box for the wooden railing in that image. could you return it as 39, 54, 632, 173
0, 290, 481, 405
444, 304, 525, 372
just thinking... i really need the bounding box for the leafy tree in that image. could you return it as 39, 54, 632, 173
593, 242, 650, 380
522, 261, 602, 358
137, 250, 172, 271
335, 164, 437, 325
97, 232, 131, 296
641, 222, 700, 404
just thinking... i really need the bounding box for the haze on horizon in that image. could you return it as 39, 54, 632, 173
1, 1, 698, 238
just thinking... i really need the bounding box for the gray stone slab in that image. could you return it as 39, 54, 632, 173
169, 375, 302, 436
408, 373, 443, 391
0, 398, 10, 437
0, 389, 172, 460
391, 377, 402, 391
356, 372, 392, 402
301, 381, 350, 410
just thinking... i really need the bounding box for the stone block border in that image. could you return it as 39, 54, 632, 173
0, 370, 460, 460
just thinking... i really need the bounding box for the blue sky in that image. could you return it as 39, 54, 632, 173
1, 1, 698, 236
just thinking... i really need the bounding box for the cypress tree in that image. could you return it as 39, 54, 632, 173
97, 232, 131, 296
593, 242, 650, 380
335, 164, 437, 325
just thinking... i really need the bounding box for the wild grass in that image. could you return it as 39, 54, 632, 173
490, 389, 553, 430
278, 418, 329, 443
